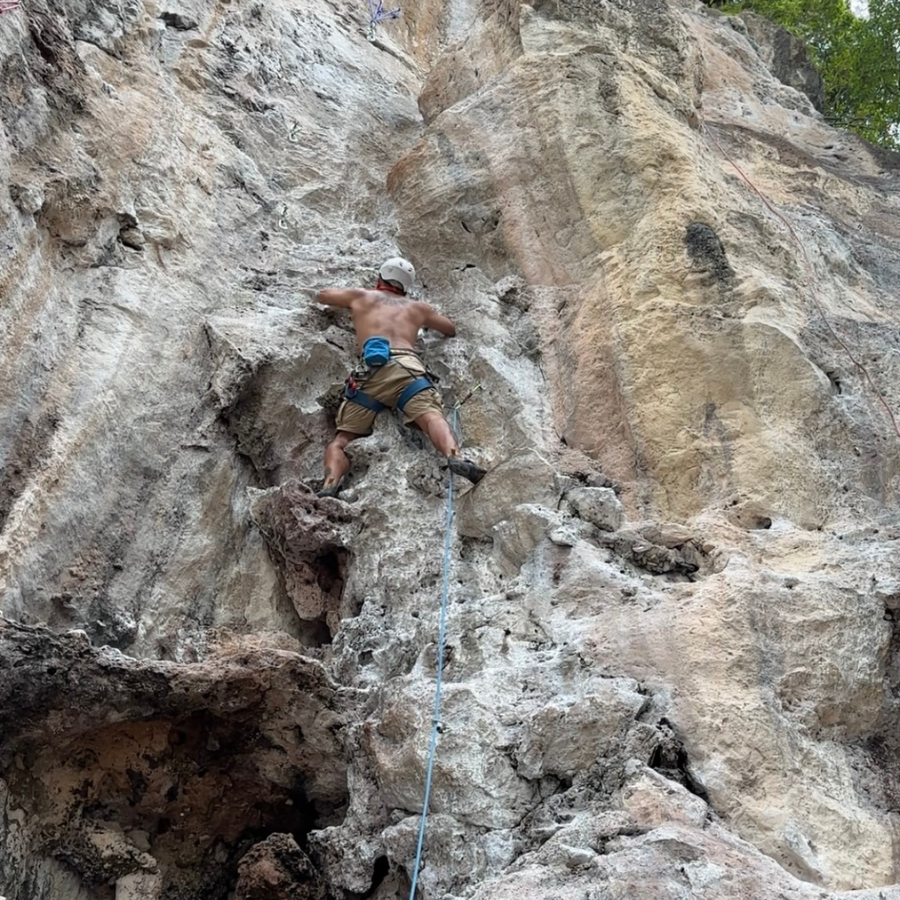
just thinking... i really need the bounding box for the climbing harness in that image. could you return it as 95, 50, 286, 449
343, 350, 437, 416
702, 119, 900, 446
397, 377, 435, 410
342, 373, 434, 414
367, 0, 400, 41
408, 405, 458, 900
343, 376, 387, 412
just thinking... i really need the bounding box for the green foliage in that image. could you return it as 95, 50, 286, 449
717, 0, 900, 151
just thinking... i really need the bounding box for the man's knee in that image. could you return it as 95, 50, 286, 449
414, 411, 444, 430
327, 430, 359, 452
414, 412, 458, 455
414, 412, 451, 440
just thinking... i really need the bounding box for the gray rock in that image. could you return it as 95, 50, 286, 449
457, 451, 561, 540
566, 486, 624, 532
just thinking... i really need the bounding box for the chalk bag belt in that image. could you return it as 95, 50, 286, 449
344, 376, 435, 414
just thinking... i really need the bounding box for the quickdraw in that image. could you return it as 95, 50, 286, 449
367, 0, 400, 41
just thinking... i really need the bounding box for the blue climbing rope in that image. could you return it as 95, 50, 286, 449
368, 0, 400, 39
407, 408, 458, 900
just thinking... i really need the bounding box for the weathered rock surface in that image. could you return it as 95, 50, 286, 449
3, 0, 900, 898
234, 834, 326, 900
0, 620, 354, 898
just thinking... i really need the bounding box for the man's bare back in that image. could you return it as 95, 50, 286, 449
316, 288, 456, 351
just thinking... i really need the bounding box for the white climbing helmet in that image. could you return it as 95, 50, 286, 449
378, 257, 415, 293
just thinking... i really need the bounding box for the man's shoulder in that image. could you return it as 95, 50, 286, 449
402, 298, 432, 310
348, 288, 382, 306
371, 291, 425, 310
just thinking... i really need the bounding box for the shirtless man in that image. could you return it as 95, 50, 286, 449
316, 257, 486, 497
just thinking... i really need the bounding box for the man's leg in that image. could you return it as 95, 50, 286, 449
414, 411, 459, 457
323, 392, 377, 496
414, 411, 486, 484
321, 430, 360, 493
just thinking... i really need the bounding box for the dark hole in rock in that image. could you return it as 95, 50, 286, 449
726, 505, 773, 531
3, 701, 346, 899
300, 617, 334, 647
290, 548, 347, 646
685, 222, 735, 289
314, 549, 343, 594
649, 719, 709, 802
555, 776, 574, 793
160, 10, 199, 29
459, 535, 489, 560
362, 855, 390, 898
33, 33, 59, 66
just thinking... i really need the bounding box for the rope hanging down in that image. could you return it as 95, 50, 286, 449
407, 406, 458, 900
0, 1, 20, 16
368, 0, 400, 40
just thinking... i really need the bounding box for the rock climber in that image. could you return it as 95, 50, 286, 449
315, 257, 486, 498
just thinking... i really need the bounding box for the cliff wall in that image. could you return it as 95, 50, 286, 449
2, 0, 900, 898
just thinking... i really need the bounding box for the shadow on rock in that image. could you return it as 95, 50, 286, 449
249, 481, 358, 643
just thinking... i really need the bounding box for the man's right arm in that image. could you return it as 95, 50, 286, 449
419, 303, 456, 337
315, 288, 368, 309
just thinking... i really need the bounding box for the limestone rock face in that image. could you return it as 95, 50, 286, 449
3, 0, 900, 898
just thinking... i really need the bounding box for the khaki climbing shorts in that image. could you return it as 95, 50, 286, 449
335, 352, 445, 435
